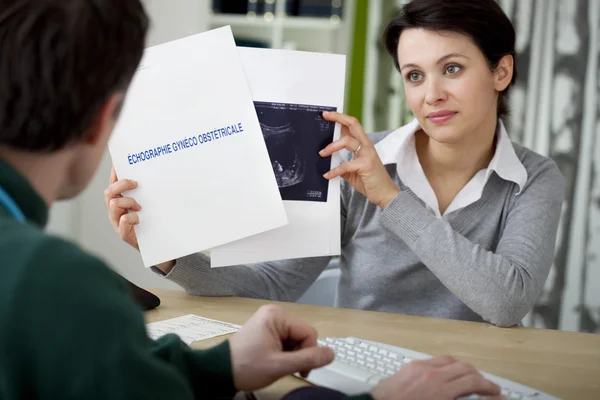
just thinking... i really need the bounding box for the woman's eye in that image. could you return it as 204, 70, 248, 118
408, 72, 422, 82
446, 65, 461, 75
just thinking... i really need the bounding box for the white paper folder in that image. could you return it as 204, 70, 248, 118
210, 47, 346, 267
108, 27, 288, 267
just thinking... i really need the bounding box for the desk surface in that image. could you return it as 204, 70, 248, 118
144, 290, 600, 400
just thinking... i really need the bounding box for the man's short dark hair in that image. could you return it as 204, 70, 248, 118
0, 0, 149, 151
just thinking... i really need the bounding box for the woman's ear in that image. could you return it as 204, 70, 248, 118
494, 54, 514, 92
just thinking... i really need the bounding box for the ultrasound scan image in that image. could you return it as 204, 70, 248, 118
254, 101, 336, 202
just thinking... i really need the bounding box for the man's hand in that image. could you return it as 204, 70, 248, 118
228, 304, 335, 392
371, 356, 504, 400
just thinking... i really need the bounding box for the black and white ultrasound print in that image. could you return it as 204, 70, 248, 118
254, 101, 336, 202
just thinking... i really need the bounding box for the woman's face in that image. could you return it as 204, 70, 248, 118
396, 28, 512, 145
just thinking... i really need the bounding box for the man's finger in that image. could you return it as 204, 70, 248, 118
282, 317, 319, 349
438, 360, 477, 382
413, 355, 457, 368
447, 374, 501, 399
273, 346, 335, 376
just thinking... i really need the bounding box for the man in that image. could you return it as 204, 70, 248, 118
0, 0, 503, 399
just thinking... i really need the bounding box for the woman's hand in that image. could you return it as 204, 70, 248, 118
104, 166, 141, 250
320, 111, 400, 208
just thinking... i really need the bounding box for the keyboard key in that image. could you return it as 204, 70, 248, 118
367, 374, 385, 385
509, 392, 522, 399
344, 338, 357, 345
403, 357, 413, 363
369, 346, 379, 352
359, 342, 369, 349
388, 353, 399, 360
347, 351, 356, 357
329, 360, 375, 382
378, 349, 388, 356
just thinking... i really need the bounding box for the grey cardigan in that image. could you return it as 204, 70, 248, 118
153, 131, 565, 327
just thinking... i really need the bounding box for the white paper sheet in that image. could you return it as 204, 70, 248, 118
108, 27, 287, 267
210, 47, 345, 267
146, 314, 241, 345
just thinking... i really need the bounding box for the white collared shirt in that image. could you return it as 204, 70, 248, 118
375, 118, 528, 219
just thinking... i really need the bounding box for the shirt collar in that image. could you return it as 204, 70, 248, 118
0, 157, 49, 227
376, 118, 527, 190
487, 119, 528, 193
375, 118, 528, 216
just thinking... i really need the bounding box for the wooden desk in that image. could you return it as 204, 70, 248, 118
145, 290, 600, 400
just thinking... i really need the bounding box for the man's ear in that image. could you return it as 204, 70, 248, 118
493, 54, 514, 92
84, 92, 124, 146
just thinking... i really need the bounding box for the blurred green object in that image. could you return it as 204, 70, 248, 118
347, 0, 368, 122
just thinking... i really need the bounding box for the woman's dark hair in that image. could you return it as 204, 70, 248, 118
383, 0, 517, 119
0, 0, 148, 151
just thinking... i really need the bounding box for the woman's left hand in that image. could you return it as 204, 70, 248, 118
320, 111, 400, 208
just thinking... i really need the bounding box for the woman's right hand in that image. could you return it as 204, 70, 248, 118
104, 166, 142, 250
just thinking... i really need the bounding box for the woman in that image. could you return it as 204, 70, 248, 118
105, 0, 564, 327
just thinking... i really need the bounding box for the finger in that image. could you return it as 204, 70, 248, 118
319, 135, 361, 158
323, 158, 367, 180
110, 165, 118, 185
104, 179, 138, 207
322, 111, 369, 145
108, 197, 142, 226
282, 317, 319, 349
272, 346, 335, 377
413, 355, 457, 368
447, 374, 501, 398
118, 212, 139, 238
438, 360, 478, 382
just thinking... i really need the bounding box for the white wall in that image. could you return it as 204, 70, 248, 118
143, 0, 208, 47
47, 0, 208, 290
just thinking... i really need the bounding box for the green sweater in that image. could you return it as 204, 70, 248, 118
0, 157, 236, 399
0, 157, 372, 400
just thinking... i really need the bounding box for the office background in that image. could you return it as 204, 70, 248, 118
46, 0, 600, 334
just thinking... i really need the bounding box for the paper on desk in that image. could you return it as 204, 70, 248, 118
210, 47, 345, 267
146, 314, 241, 345
108, 27, 287, 267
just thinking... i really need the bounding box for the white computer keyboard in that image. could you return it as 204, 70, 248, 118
299, 337, 561, 400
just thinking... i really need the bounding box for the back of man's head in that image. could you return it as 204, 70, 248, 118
0, 0, 148, 151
